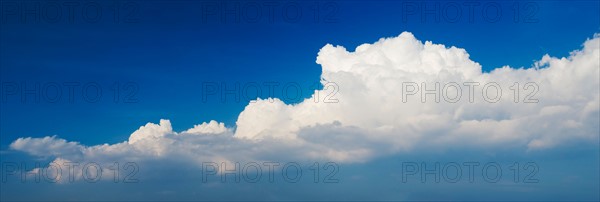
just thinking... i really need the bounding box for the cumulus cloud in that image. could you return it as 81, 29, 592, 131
10, 136, 85, 160
235, 32, 599, 152
9, 32, 600, 177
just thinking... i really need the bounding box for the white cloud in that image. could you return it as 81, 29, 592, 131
10, 136, 84, 160
9, 32, 600, 177
234, 32, 599, 152
128, 119, 174, 144
183, 120, 230, 135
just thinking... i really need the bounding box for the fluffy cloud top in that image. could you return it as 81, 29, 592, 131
9, 32, 600, 176
235, 32, 598, 151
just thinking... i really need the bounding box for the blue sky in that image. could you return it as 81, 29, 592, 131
1, 0, 599, 201
1, 0, 598, 146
